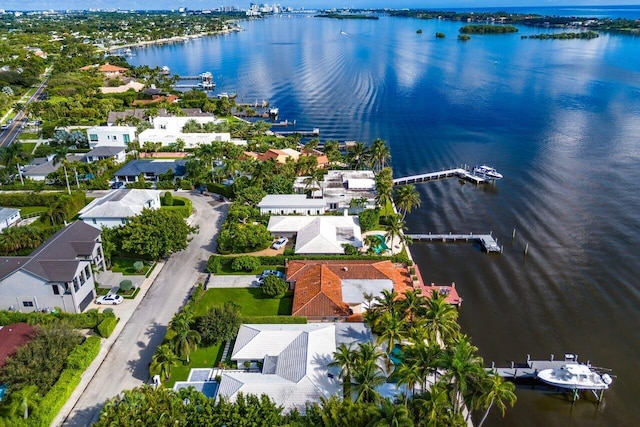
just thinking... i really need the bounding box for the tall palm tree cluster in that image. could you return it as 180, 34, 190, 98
327, 289, 516, 427
346, 138, 391, 172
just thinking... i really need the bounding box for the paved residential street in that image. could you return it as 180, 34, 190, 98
60, 191, 228, 426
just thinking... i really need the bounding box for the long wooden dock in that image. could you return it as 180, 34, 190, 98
407, 232, 502, 253
393, 166, 489, 186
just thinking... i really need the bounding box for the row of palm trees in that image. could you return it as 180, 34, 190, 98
329, 289, 516, 426
150, 309, 201, 381
347, 138, 392, 172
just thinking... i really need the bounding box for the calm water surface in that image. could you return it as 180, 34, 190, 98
129, 15, 640, 426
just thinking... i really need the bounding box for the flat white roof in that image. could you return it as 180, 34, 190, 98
258, 194, 325, 209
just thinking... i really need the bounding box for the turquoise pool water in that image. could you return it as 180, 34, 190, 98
0, 384, 6, 402
373, 234, 389, 254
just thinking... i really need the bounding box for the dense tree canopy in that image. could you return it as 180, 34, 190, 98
116, 209, 197, 260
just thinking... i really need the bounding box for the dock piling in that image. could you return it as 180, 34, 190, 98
512, 228, 516, 239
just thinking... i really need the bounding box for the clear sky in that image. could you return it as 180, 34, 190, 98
2, 1, 640, 12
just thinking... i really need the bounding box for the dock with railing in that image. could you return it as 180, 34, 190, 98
393, 165, 494, 186
406, 232, 502, 253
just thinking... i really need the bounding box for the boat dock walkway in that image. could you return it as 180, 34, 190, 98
393, 166, 489, 186
274, 128, 320, 137
406, 232, 502, 253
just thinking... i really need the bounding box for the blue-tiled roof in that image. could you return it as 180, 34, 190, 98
114, 160, 186, 178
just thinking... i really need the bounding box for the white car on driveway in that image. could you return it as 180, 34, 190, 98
96, 294, 124, 305
271, 237, 289, 250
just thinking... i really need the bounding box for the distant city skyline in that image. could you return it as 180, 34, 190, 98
2, 1, 640, 12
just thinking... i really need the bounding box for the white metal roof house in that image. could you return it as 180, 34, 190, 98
257, 195, 326, 216
0, 207, 21, 231
86, 126, 137, 149
267, 215, 363, 254
216, 323, 371, 413
0, 221, 106, 313
78, 189, 162, 229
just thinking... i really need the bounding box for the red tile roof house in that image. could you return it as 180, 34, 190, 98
0, 323, 36, 370
286, 260, 414, 322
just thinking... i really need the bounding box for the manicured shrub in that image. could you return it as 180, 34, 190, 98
342, 244, 357, 255
163, 191, 174, 206
97, 316, 119, 338
133, 261, 144, 273
261, 275, 289, 298
120, 279, 133, 291
231, 255, 260, 272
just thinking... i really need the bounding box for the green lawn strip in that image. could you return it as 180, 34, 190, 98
110, 257, 153, 275
18, 132, 39, 140
164, 343, 223, 388
19, 142, 37, 153
17, 206, 48, 216
194, 288, 293, 317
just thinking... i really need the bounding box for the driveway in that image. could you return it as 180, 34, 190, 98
209, 275, 260, 288
60, 191, 228, 426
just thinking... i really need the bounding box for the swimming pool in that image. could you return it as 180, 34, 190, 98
372, 234, 390, 254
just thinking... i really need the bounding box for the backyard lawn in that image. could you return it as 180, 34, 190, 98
18, 206, 47, 216
193, 288, 293, 317
165, 343, 223, 388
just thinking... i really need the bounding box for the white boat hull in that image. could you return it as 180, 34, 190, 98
537, 364, 612, 390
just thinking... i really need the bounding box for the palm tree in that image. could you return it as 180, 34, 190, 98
303, 168, 324, 198
170, 313, 201, 364
390, 362, 421, 403
370, 138, 391, 173
394, 184, 421, 220
329, 343, 359, 399
476, 373, 517, 427
409, 382, 458, 426
0, 142, 31, 169
439, 336, 485, 416
403, 341, 445, 391
423, 290, 460, 345
348, 141, 369, 170
150, 344, 179, 380
400, 288, 426, 323
352, 362, 387, 404
375, 167, 394, 215
366, 398, 414, 427
376, 310, 406, 354
385, 215, 409, 250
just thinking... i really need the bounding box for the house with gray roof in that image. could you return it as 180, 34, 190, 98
0, 207, 21, 231
84, 146, 126, 164
213, 323, 371, 413
79, 189, 161, 229
113, 160, 187, 183
0, 221, 106, 313
293, 170, 377, 213
21, 154, 85, 182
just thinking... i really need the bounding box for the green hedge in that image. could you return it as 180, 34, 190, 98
206, 253, 410, 273
241, 316, 307, 324
207, 182, 234, 199
33, 336, 102, 426
160, 196, 192, 218
97, 315, 119, 338
0, 192, 72, 207
0, 309, 109, 330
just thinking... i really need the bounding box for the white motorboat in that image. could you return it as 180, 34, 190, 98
473, 165, 503, 179
537, 363, 613, 390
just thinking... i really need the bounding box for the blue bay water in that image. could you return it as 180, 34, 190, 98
128, 14, 640, 426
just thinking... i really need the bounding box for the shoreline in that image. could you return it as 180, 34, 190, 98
105, 25, 242, 53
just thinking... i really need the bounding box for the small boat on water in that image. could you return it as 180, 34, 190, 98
537, 363, 613, 391
162, 65, 170, 75
472, 165, 503, 179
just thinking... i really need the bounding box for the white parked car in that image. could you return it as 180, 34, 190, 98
259, 270, 285, 280
271, 237, 289, 250
96, 294, 124, 305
